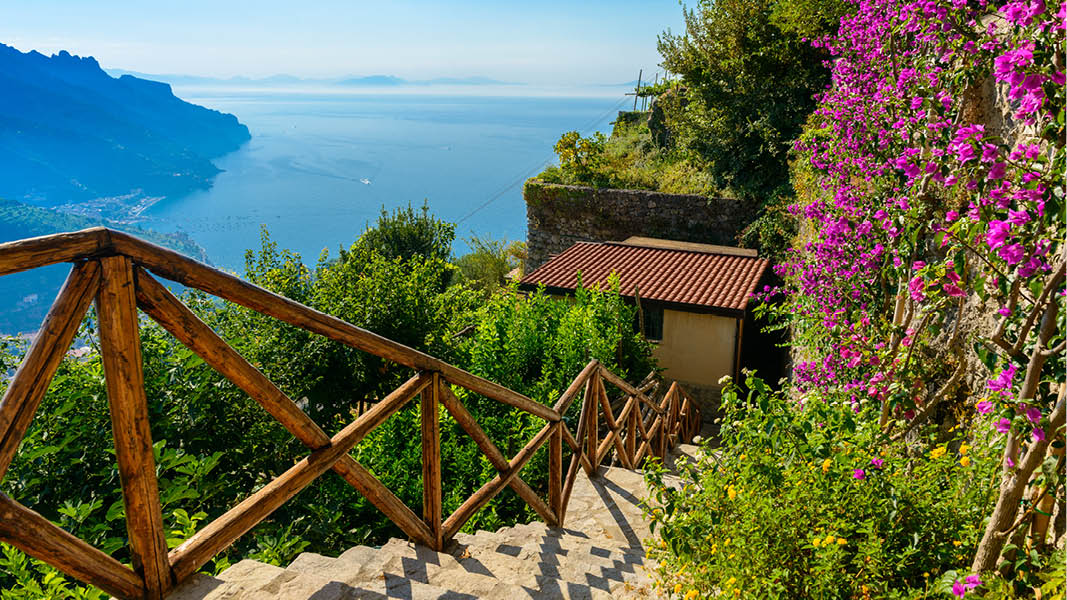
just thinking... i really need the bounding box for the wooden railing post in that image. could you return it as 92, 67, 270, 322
549, 421, 562, 522
626, 399, 637, 466
97, 256, 172, 599
586, 374, 599, 475
422, 373, 443, 549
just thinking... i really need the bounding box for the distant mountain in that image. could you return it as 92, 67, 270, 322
0, 44, 251, 210
336, 75, 406, 86
106, 69, 519, 88
0, 197, 209, 335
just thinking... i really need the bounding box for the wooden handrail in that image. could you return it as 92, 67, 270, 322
0, 229, 702, 600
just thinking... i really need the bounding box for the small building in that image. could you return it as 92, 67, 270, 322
519, 237, 773, 407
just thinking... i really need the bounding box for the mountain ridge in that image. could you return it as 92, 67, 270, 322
0, 43, 251, 211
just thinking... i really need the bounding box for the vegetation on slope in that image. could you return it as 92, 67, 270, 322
0, 197, 209, 335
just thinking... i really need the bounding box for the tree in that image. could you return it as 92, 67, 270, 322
350, 201, 455, 263
657, 0, 830, 202
452, 236, 525, 294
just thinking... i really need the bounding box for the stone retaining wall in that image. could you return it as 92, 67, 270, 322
524, 179, 758, 270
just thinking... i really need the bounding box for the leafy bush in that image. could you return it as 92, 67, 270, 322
452, 235, 525, 294
537, 121, 717, 197
644, 374, 999, 599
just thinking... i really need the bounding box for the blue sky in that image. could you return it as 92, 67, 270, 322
1, 1, 686, 84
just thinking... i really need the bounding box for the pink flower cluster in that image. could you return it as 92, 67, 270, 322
770, 0, 1064, 431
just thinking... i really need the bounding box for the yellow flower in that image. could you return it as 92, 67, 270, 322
959, 444, 970, 455
686, 590, 699, 600
952, 540, 962, 547
960, 456, 971, 467
726, 577, 736, 586
734, 589, 740, 597
862, 585, 869, 594
724, 538, 731, 546
822, 458, 832, 473
837, 538, 847, 545
930, 446, 947, 459
824, 534, 836, 546
674, 583, 683, 594
812, 537, 822, 548
727, 485, 737, 500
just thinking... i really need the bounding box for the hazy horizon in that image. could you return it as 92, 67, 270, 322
2, 1, 685, 86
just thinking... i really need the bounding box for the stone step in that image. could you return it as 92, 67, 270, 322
373, 538, 616, 600
449, 529, 653, 596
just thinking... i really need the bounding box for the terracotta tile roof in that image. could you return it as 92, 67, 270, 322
519, 241, 769, 314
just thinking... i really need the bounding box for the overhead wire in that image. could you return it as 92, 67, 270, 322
456, 94, 630, 224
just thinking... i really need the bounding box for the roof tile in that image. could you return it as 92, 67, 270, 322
520, 241, 769, 312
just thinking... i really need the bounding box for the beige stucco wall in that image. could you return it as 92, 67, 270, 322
652, 309, 737, 391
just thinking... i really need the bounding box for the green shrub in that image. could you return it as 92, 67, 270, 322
643, 374, 999, 599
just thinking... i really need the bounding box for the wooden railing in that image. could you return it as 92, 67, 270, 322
0, 228, 701, 600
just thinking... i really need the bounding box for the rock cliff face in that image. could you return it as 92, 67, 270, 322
0, 44, 251, 207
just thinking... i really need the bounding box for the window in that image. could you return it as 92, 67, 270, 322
642, 305, 664, 341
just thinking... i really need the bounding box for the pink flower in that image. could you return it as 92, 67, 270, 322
943, 283, 966, 297
985, 220, 1011, 249
946, 210, 959, 221
998, 243, 1025, 265
996, 418, 1012, 434
1033, 427, 1046, 442
853, 469, 866, 480
952, 580, 966, 598
1026, 406, 1042, 424
909, 276, 926, 302
870, 458, 884, 469
1007, 209, 1031, 225
988, 364, 1017, 391
976, 401, 993, 414
988, 162, 1007, 180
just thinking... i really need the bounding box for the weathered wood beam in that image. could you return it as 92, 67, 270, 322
549, 422, 562, 523
598, 366, 661, 414
0, 493, 145, 600
0, 261, 99, 480
111, 231, 558, 422
97, 255, 172, 599
0, 228, 112, 277
422, 374, 443, 549
442, 424, 554, 539
438, 382, 554, 525
169, 373, 430, 580
552, 359, 599, 415
134, 271, 433, 548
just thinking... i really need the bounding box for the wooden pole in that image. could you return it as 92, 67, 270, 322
587, 374, 600, 474
97, 255, 172, 599
422, 374, 443, 549
633, 69, 642, 110
549, 421, 562, 522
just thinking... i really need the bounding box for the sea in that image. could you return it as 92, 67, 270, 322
139, 86, 631, 271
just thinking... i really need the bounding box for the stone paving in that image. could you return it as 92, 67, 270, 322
167, 444, 697, 600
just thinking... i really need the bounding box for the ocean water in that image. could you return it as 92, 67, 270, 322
140, 88, 629, 271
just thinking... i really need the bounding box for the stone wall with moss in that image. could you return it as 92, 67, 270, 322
524, 179, 758, 270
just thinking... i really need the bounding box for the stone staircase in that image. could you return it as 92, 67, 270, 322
168, 443, 701, 600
